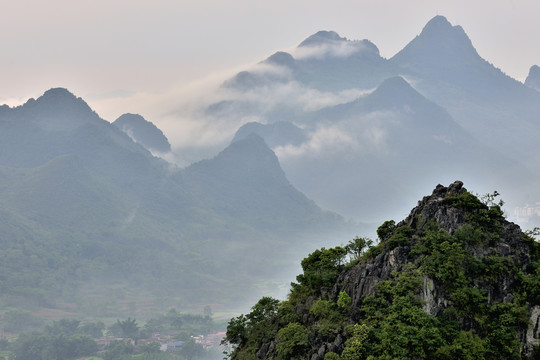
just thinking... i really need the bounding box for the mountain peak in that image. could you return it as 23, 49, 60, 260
299, 30, 345, 47
203, 133, 288, 184
418, 15, 469, 41
113, 113, 171, 153
233, 121, 307, 148
186, 133, 291, 201
17, 88, 102, 131
525, 65, 540, 91
391, 15, 479, 71
362, 76, 428, 110
297, 30, 381, 60
375, 76, 413, 93
228, 132, 274, 157
421, 15, 454, 34
30, 87, 92, 111
41, 87, 77, 99
264, 51, 296, 67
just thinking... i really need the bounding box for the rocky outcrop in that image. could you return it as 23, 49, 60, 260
240, 181, 540, 359
330, 181, 538, 357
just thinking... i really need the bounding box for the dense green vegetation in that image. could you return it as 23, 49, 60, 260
223, 189, 540, 359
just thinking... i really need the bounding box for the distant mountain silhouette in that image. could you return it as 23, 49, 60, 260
391, 16, 540, 167
114, 113, 171, 153
181, 134, 346, 235
525, 65, 540, 91
233, 121, 307, 148
0, 89, 352, 315
207, 15, 540, 225
223, 29, 394, 93
391, 16, 481, 78
276, 76, 533, 221
298, 30, 345, 47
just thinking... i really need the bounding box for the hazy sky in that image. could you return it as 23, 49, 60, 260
1, 0, 539, 128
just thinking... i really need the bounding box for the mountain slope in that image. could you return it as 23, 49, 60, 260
180, 134, 346, 235
203, 16, 540, 226
391, 16, 540, 166
113, 113, 171, 153
390, 15, 486, 82
236, 76, 533, 222
0, 89, 353, 317
224, 181, 540, 359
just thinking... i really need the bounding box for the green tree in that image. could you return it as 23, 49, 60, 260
108, 317, 139, 339
435, 330, 486, 360
224, 315, 248, 346
103, 340, 134, 360
345, 236, 372, 261
337, 291, 351, 310
341, 324, 371, 360
324, 353, 340, 360
276, 323, 308, 360
179, 339, 204, 360
295, 246, 347, 291
246, 296, 279, 324
377, 220, 396, 242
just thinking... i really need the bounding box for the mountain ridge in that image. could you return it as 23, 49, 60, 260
207, 14, 540, 226
0, 88, 354, 318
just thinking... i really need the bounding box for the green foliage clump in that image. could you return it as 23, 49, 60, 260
297, 247, 347, 289
350, 270, 447, 359
384, 225, 413, 249
376, 220, 396, 243
324, 352, 341, 360
340, 324, 372, 360
445, 190, 505, 232
223, 297, 280, 358
434, 330, 487, 359
309, 299, 347, 341
364, 221, 413, 259
310, 300, 336, 318
103, 339, 134, 360
337, 291, 351, 310
289, 246, 347, 301
108, 317, 139, 339
344, 237, 373, 262
276, 323, 309, 360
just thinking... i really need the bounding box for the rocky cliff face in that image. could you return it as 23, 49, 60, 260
233, 181, 540, 359
338, 181, 531, 310
326, 181, 539, 358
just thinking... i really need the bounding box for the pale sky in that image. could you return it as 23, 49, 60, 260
1, 0, 539, 130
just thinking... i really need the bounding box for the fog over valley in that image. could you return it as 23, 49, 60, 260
2, 4, 540, 359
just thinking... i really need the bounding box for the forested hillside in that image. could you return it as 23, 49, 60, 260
0, 88, 353, 319
224, 182, 540, 359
